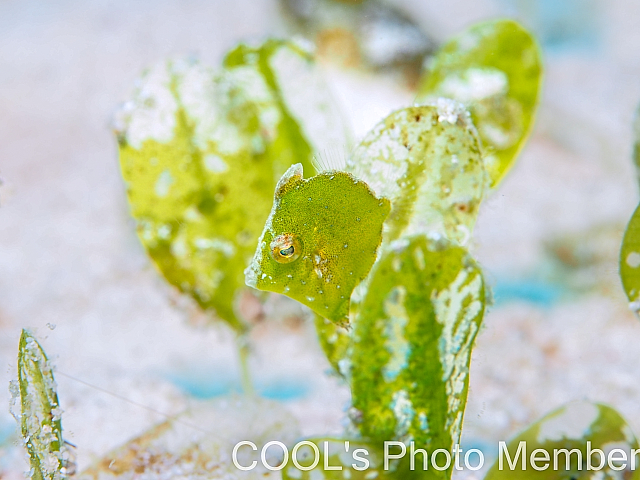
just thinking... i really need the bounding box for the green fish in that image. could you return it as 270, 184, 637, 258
245, 163, 390, 325
246, 103, 486, 324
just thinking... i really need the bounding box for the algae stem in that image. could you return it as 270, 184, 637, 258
236, 334, 254, 395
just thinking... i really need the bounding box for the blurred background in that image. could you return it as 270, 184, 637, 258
1, 0, 640, 478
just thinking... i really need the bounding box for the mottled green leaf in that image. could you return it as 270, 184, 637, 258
281, 438, 401, 480
346, 236, 485, 479
620, 203, 640, 316
346, 104, 485, 245
485, 402, 640, 479
224, 39, 352, 173
416, 19, 542, 188
116, 39, 348, 331
15, 330, 68, 480
245, 164, 390, 325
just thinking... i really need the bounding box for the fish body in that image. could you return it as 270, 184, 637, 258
245, 163, 390, 324
246, 103, 484, 324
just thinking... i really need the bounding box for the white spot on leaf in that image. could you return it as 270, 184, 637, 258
155, 170, 174, 197
382, 287, 411, 382
438, 68, 508, 103
433, 267, 483, 443
115, 62, 179, 149
204, 154, 228, 173
391, 390, 415, 439
626, 252, 640, 268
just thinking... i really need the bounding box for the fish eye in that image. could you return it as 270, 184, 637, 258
270, 234, 302, 264
280, 245, 295, 257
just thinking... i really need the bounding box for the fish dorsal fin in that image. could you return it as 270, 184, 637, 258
311, 145, 348, 173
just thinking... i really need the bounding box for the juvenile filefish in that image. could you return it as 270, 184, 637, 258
246, 103, 485, 325
245, 163, 390, 325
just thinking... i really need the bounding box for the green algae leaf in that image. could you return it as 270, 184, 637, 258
620, 203, 640, 316
224, 39, 351, 165
245, 164, 390, 325
416, 19, 542, 188
281, 438, 404, 480
346, 103, 485, 245
314, 313, 351, 375
15, 330, 68, 480
485, 401, 640, 480
116, 40, 348, 332
281, 0, 434, 70
347, 236, 485, 478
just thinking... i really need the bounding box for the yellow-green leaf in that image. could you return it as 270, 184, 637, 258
116, 40, 348, 331
347, 236, 485, 479
314, 313, 351, 375
16, 330, 68, 480
620, 203, 640, 316
485, 402, 640, 479
416, 19, 542, 188
346, 104, 485, 245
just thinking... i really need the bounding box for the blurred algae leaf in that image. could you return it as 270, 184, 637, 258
13, 330, 68, 480
485, 401, 640, 479
624, 104, 640, 316
280, 0, 434, 71
245, 164, 390, 325
416, 19, 542, 188
346, 102, 485, 245
116, 39, 348, 331
314, 314, 351, 374
620, 203, 640, 316
281, 438, 400, 480
346, 236, 485, 478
